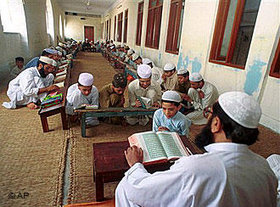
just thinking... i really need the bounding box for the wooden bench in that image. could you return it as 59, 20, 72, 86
74, 107, 157, 137
38, 63, 71, 132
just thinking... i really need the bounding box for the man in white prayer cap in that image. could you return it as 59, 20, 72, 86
3, 56, 59, 109
161, 62, 178, 91
152, 90, 191, 136
126, 64, 161, 126
115, 91, 278, 207
25, 48, 59, 69
124, 49, 134, 63
66, 73, 99, 126
186, 72, 219, 125
142, 58, 163, 84
130, 53, 142, 69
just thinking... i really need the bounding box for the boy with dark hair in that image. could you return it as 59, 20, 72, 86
153, 90, 191, 136
99, 73, 127, 124
10, 57, 25, 78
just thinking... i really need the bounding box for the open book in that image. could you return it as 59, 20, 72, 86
128, 131, 192, 165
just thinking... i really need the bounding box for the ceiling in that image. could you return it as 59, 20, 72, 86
56, 0, 116, 16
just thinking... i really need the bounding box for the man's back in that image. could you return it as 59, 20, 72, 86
116, 143, 277, 207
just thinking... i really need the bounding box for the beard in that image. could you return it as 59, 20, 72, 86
39, 68, 47, 78
195, 117, 214, 149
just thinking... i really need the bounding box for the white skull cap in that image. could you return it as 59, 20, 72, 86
142, 58, 152, 65
39, 56, 57, 67
218, 91, 262, 129
164, 63, 176, 71
127, 49, 134, 55
162, 90, 181, 103
78, 73, 94, 86
177, 68, 189, 75
137, 64, 152, 78
132, 53, 140, 61
189, 73, 203, 82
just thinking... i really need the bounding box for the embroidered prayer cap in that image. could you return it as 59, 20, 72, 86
78, 73, 94, 86
127, 49, 134, 55
132, 53, 140, 61
112, 73, 127, 88
43, 48, 58, 55
164, 63, 176, 71
58, 42, 64, 47
218, 91, 262, 129
39, 56, 57, 66
189, 73, 203, 82
162, 90, 181, 103
177, 68, 189, 75
142, 58, 152, 65
137, 64, 152, 78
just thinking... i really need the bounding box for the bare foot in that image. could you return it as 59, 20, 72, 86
27, 102, 38, 110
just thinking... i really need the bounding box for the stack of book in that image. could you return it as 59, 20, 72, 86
41, 92, 63, 109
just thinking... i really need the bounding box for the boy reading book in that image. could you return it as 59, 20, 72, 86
128, 131, 191, 164
153, 90, 191, 136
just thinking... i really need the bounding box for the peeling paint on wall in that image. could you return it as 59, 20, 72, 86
191, 57, 202, 73
244, 60, 266, 95
177, 52, 183, 70
158, 52, 162, 62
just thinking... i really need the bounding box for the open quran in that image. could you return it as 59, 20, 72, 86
128, 131, 192, 165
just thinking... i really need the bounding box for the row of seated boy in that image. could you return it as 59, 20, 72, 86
97, 40, 219, 126
2, 40, 79, 110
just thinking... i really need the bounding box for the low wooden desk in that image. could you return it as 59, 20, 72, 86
75, 107, 157, 137
38, 64, 71, 132
93, 138, 202, 201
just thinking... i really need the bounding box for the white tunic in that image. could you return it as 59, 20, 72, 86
115, 143, 278, 207
2, 67, 54, 109
126, 79, 162, 126
187, 81, 219, 125
66, 83, 99, 126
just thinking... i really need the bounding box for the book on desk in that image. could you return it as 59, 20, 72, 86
128, 131, 192, 165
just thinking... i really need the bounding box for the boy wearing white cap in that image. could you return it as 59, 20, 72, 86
142, 58, 163, 84
130, 54, 142, 69
161, 63, 178, 91
3, 56, 59, 109
127, 64, 161, 126
115, 91, 277, 207
186, 72, 218, 125
153, 91, 191, 136
66, 73, 99, 126
124, 49, 134, 63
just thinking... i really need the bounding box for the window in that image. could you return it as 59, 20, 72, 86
270, 38, 280, 78
106, 20, 109, 40
136, 2, 144, 46
117, 12, 123, 42
145, 0, 163, 49
114, 15, 116, 41
166, 0, 185, 54
46, 0, 54, 39
123, 9, 128, 43
59, 15, 63, 38
109, 19, 111, 40
0, 0, 26, 33
209, 0, 261, 69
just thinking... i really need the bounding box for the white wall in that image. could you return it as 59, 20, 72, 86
0, 0, 65, 85
65, 15, 102, 42
103, 0, 280, 133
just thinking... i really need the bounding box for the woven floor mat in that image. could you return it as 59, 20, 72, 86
0, 90, 68, 206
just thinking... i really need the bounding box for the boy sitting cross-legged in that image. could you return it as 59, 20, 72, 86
152, 90, 191, 136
